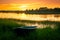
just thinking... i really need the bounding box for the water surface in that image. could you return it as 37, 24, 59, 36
0, 13, 60, 21
0, 13, 60, 28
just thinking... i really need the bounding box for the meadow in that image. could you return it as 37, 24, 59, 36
0, 18, 60, 40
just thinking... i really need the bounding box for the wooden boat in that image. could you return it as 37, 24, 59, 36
14, 26, 37, 36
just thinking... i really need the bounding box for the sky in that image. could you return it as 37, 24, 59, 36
0, 0, 60, 10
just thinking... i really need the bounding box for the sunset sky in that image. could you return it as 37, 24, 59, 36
0, 0, 60, 10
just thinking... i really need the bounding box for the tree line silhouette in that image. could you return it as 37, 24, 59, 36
25, 7, 60, 14
0, 7, 60, 14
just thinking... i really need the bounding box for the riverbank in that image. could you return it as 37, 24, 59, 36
0, 19, 60, 40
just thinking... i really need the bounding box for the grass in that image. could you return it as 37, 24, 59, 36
0, 19, 60, 40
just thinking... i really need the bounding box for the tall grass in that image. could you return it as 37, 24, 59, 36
0, 19, 60, 40
0, 19, 25, 40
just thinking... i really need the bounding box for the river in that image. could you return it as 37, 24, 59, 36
0, 13, 60, 28
0, 13, 60, 21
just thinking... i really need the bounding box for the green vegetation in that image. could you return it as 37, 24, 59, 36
0, 19, 60, 40
0, 19, 25, 40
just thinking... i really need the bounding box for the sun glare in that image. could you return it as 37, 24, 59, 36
20, 5, 28, 10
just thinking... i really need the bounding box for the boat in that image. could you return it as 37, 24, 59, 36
14, 26, 37, 36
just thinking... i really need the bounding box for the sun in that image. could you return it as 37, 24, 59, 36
20, 5, 28, 10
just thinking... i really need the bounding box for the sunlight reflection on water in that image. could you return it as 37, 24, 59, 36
0, 13, 59, 28
0, 13, 60, 21
17, 22, 56, 29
